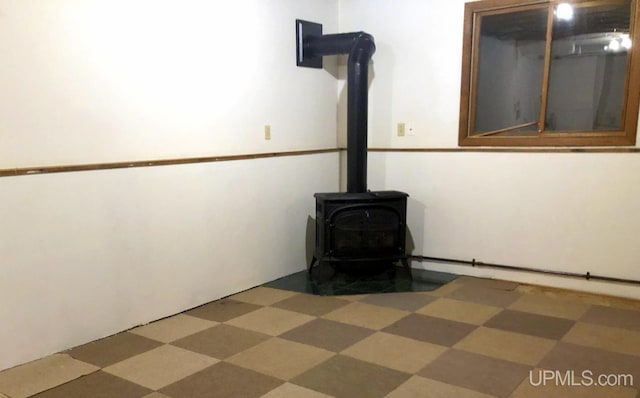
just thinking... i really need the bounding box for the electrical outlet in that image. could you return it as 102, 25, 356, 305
264, 125, 271, 140
397, 123, 405, 137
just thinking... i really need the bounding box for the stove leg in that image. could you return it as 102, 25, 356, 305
400, 257, 412, 279
308, 256, 318, 273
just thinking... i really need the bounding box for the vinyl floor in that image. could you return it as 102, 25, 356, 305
1, 275, 639, 398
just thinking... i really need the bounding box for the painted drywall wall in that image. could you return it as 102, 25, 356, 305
0, 0, 340, 371
340, 0, 640, 298
368, 151, 640, 299
0, 154, 338, 371
0, 0, 339, 168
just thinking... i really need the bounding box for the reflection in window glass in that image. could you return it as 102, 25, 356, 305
474, 7, 547, 134
546, 1, 631, 131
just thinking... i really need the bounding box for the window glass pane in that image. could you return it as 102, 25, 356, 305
474, 7, 548, 134
546, 1, 631, 131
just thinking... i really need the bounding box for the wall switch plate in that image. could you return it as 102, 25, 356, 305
264, 125, 271, 140
397, 123, 405, 137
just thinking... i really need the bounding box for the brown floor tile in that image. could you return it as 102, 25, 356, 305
225, 307, 315, 336
279, 318, 374, 352
0, 354, 98, 398
416, 297, 502, 325
227, 338, 334, 380
291, 355, 410, 398
260, 382, 333, 397
272, 294, 351, 316
454, 327, 556, 366
386, 375, 497, 398
143, 394, 171, 398
447, 285, 522, 307
511, 368, 637, 398
322, 302, 409, 330
358, 292, 437, 312
423, 280, 463, 297
455, 276, 520, 291
185, 299, 262, 322
538, 342, 640, 384
228, 287, 298, 306
484, 309, 575, 340
129, 314, 217, 343
509, 293, 590, 320
171, 323, 269, 359
418, 349, 531, 398
383, 313, 477, 346
580, 305, 640, 332
66, 332, 163, 368
341, 332, 447, 373
562, 322, 640, 357
159, 362, 282, 398
103, 345, 218, 390
30, 371, 152, 398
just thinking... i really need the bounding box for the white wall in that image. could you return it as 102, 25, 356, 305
340, 0, 640, 299
0, 0, 339, 167
0, 0, 339, 371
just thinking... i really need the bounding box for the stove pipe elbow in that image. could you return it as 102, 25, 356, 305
296, 21, 376, 193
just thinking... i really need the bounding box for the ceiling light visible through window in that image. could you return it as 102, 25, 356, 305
555, 3, 573, 21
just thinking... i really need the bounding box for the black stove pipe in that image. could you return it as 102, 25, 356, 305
304, 32, 376, 193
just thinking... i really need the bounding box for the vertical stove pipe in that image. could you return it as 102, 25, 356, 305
304, 32, 376, 193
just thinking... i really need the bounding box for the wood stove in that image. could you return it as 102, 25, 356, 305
297, 20, 409, 272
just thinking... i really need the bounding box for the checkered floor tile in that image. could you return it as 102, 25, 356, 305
1, 277, 639, 398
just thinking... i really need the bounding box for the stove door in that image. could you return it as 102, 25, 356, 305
330, 205, 402, 259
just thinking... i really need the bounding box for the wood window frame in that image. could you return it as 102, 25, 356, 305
458, 0, 640, 146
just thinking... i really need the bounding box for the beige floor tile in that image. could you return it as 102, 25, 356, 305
509, 293, 590, 320
228, 338, 334, 380
341, 332, 447, 373
129, 314, 217, 343
143, 393, 172, 398
104, 345, 218, 390
229, 287, 299, 306
386, 375, 497, 398
0, 354, 98, 398
322, 302, 409, 330
454, 327, 556, 366
260, 382, 333, 397
226, 307, 315, 336
516, 285, 640, 311
337, 294, 371, 301
417, 297, 502, 325
563, 322, 640, 356
510, 370, 637, 398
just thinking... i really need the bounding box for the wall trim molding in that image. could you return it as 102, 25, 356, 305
0, 148, 340, 178
367, 147, 640, 153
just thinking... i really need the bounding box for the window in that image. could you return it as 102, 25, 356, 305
459, 0, 640, 146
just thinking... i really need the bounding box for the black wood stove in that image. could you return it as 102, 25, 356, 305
296, 20, 409, 272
